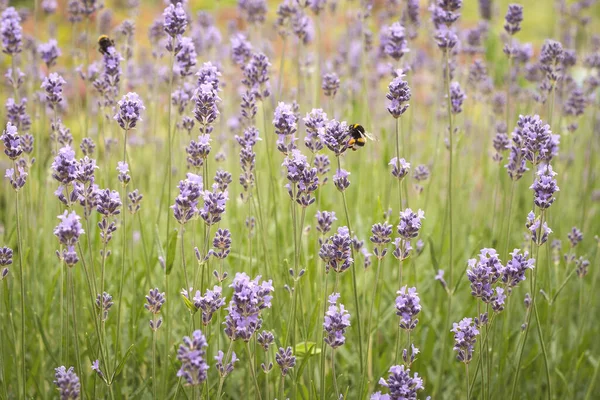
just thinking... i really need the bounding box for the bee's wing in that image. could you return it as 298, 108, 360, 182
362, 130, 376, 141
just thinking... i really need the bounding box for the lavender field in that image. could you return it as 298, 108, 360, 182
0, 0, 599, 398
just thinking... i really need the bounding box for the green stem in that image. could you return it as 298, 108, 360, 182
114, 128, 129, 370
14, 174, 26, 398
360, 255, 383, 396
68, 267, 84, 398
444, 49, 455, 290
533, 301, 552, 399
245, 341, 263, 400
336, 156, 364, 375
332, 349, 340, 399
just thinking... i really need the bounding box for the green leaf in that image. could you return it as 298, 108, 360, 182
294, 341, 320, 357
111, 344, 135, 383
181, 293, 198, 314
294, 342, 320, 383
166, 228, 178, 275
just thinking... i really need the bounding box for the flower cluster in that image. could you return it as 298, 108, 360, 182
321, 119, 350, 156
283, 149, 319, 207
386, 74, 411, 118
273, 102, 298, 154
395, 286, 421, 330
389, 157, 410, 180
172, 173, 203, 225
145, 288, 166, 331
224, 273, 274, 341
275, 347, 296, 377
195, 285, 226, 325
451, 317, 479, 364
323, 292, 351, 349
38, 39, 61, 68
186, 134, 211, 169
1, 7, 22, 55
236, 126, 259, 201
319, 227, 354, 274
530, 164, 559, 210
371, 364, 424, 400
53, 366, 80, 400
321, 72, 340, 97
370, 222, 393, 259
466, 248, 503, 302
177, 330, 209, 386
303, 108, 327, 153
194, 83, 221, 134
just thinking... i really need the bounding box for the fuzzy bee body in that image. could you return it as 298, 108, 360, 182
97, 35, 115, 55
348, 124, 374, 151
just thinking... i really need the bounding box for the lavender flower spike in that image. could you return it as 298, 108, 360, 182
53, 366, 80, 400
177, 330, 209, 386
371, 364, 424, 400
114, 92, 145, 130
395, 286, 421, 330
451, 317, 480, 364
323, 292, 351, 349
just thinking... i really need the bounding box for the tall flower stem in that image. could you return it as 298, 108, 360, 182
360, 254, 382, 395
336, 156, 363, 374
114, 128, 129, 368
503, 181, 516, 258
319, 273, 329, 400
216, 340, 235, 399
511, 211, 545, 399
331, 349, 340, 399
245, 341, 263, 400
443, 49, 455, 289
163, 40, 176, 400
395, 118, 403, 210
466, 363, 471, 400
152, 317, 157, 400
14, 168, 26, 398
68, 267, 83, 397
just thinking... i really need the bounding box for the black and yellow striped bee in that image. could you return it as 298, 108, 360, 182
348, 124, 375, 151
97, 35, 115, 55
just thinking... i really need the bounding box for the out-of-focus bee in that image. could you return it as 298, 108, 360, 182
97, 35, 115, 55
348, 124, 375, 151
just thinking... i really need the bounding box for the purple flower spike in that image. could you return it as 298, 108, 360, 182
322, 72, 340, 97
275, 347, 296, 376
322, 119, 350, 156
395, 286, 421, 330
1, 122, 23, 160
0, 247, 12, 267
316, 211, 337, 235
530, 164, 559, 210
389, 157, 410, 180
502, 249, 534, 289
323, 292, 351, 349
467, 248, 503, 302
397, 208, 425, 240
1, 7, 22, 55
215, 350, 238, 378
114, 92, 145, 130
372, 364, 424, 400
319, 227, 354, 274
53, 366, 80, 400
333, 168, 350, 192
163, 2, 187, 39
504, 4, 523, 35
449, 81, 466, 114
370, 222, 393, 259
224, 273, 274, 341
177, 330, 209, 386
387, 74, 411, 118
54, 210, 84, 247
38, 39, 61, 68
451, 317, 479, 364
172, 173, 203, 225
145, 288, 166, 315
384, 22, 409, 61
42, 73, 67, 109
195, 285, 226, 325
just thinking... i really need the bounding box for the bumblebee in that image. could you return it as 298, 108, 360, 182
348, 124, 375, 151
97, 35, 115, 55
